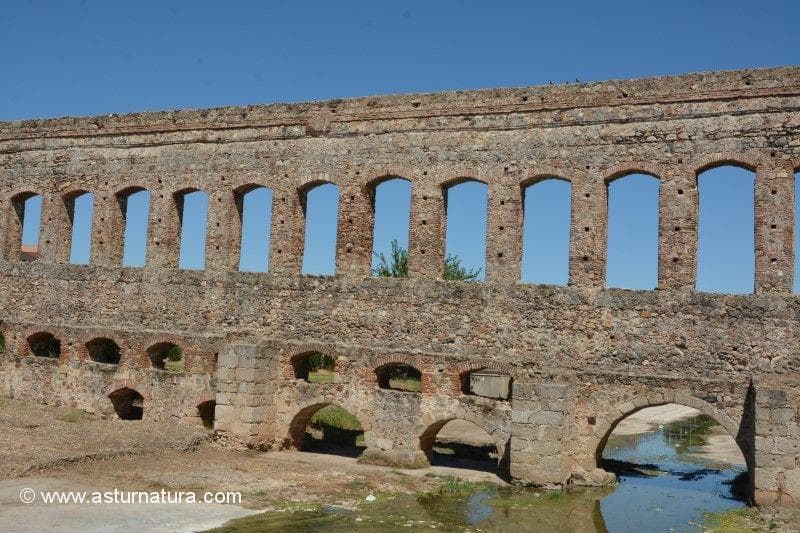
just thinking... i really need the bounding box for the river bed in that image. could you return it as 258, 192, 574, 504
210, 409, 747, 532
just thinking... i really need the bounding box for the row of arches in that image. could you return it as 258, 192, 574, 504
290, 351, 512, 400
107, 386, 215, 428
11, 162, 800, 293
21, 331, 185, 372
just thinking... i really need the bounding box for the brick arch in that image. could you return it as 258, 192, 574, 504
601, 162, 664, 184
365, 353, 428, 391
520, 170, 573, 190
440, 175, 489, 190
693, 152, 762, 175
78, 332, 124, 364
447, 361, 517, 396
283, 343, 339, 380
144, 334, 189, 369
20, 327, 66, 361
363, 172, 414, 195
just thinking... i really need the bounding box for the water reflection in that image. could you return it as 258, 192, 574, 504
210, 414, 747, 532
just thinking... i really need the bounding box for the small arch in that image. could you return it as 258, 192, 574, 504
459, 368, 512, 400
300, 181, 339, 276
375, 362, 421, 393
288, 402, 365, 457
291, 351, 335, 383
419, 418, 507, 475
108, 387, 143, 420
696, 164, 755, 294
12, 191, 42, 260
117, 187, 150, 267
443, 178, 487, 281
86, 337, 121, 365
63, 190, 94, 265
605, 172, 660, 289
175, 188, 209, 270
234, 184, 273, 272
521, 176, 571, 285
694, 157, 758, 176
369, 176, 412, 278
197, 400, 215, 429
27, 332, 61, 359
147, 342, 183, 372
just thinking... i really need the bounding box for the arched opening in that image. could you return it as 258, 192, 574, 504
288, 403, 365, 457
521, 177, 571, 285
12, 192, 42, 260
236, 185, 273, 272
696, 164, 755, 294
301, 182, 339, 276
108, 387, 143, 420
606, 173, 659, 290
118, 187, 150, 267
375, 362, 421, 393
27, 332, 61, 359
147, 342, 183, 372
794, 168, 800, 294
597, 403, 751, 513
291, 351, 335, 383
459, 368, 511, 400
443, 179, 487, 281
370, 177, 412, 277
197, 400, 215, 429
420, 418, 506, 475
86, 337, 121, 365
64, 191, 94, 265
176, 189, 209, 270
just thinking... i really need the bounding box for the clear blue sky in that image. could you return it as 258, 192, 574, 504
5, 1, 799, 292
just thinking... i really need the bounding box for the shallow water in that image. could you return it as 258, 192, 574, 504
210, 414, 746, 532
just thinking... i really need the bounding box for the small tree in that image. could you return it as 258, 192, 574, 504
373, 239, 408, 278
166, 346, 183, 362
443, 254, 481, 281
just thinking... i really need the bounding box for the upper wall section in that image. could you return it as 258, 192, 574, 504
1, 66, 799, 292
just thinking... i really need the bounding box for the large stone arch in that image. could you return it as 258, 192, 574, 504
284, 397, 372, 450
418, 406, 512, 471
591, 393, 753, 500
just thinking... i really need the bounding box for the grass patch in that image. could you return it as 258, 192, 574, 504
702, 507, 772, 532
388, 377, 421, 392
308, 369, 334, 384
309, 405, 362, 431
164, 358, 184, 373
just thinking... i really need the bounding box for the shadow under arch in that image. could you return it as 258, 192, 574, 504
287, 402, 366, 458
594, 394, 755, 504
419, 417, 510, 478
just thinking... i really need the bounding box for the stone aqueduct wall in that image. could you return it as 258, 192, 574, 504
1, 67, 800, 503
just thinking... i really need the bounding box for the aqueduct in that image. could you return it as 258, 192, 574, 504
1, 67, 800, 504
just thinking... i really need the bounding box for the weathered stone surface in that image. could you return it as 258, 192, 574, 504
0, 67, 799, 503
